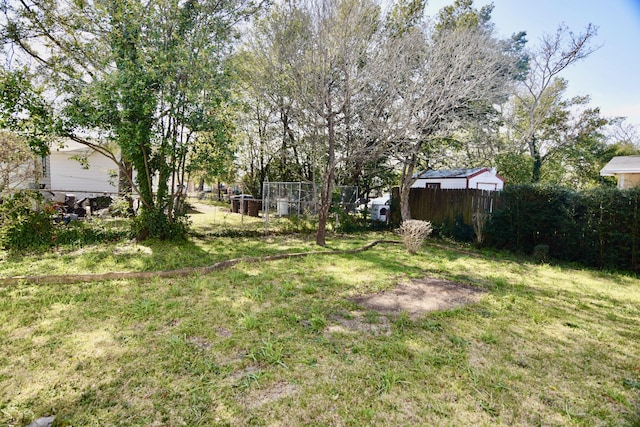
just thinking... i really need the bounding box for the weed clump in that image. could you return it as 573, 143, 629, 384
398, 219, 432, 254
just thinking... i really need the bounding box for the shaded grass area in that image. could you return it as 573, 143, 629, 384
0, 233, 379, 279
0, 203, 382, 279
1, 240, 639, 426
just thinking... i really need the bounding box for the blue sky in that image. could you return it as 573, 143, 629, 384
423, 0, 640, 126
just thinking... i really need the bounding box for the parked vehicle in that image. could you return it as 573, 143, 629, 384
369, 194, 391, 222
231, 194, 254, 200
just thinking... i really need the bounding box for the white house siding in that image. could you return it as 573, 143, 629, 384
411, 172, 503, 191
0, 152, 49, 195
412, 177, 467, 189
7, 161, 37, 191
468, 173, 503, 190
49, 148, 118, 198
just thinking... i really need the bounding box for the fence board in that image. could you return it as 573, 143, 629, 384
409, 188, 501, 227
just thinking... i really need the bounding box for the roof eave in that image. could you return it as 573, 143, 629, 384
600, 169, 640, 175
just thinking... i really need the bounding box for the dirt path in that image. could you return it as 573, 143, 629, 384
188, 201, 227, 214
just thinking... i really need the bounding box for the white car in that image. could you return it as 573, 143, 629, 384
369, 194, 391, 222
231, 194, 254, 200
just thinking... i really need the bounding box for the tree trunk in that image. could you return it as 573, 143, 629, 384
400, 181, 412, 221
529, 135, 542, 183
532, 152, 542, 183
118, 159, 134, 216
316, 112, 336, 247
118, 159, 133, 196
399, 154, 417, 221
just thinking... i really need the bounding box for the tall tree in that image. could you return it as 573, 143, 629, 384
512, 23, 598, 182
281, 0, 380, 246
542, 106, 613, 188
385, 0, 426, 37
2, 0, 263, 239
371, 0, 517, 220
501, 78, 584, 181
235, 3, 314, 196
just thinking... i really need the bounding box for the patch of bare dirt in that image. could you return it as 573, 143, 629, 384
215, 327, 233, 338
242, 381, 299, 409
187, 336, 211, 351
326, 311, 392, 336
350, 277, 486, 320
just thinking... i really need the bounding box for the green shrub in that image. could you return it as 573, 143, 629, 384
0, 191, 54, 250
54, 219, 129, 247
451, 215, 475, 242
109, 196, 133, 217
132, 208, 191, 241
282, 214, 317, 234
486, 184, 581, 259
533, 244, 549, 263
579, 187, 640, 270
332, 210, 376, 233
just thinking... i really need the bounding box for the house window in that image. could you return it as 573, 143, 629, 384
426, 183, 440, 189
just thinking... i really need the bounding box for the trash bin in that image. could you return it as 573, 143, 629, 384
276, 198, 289, 216
248, 199, 259, 217
232, 198, 240, 213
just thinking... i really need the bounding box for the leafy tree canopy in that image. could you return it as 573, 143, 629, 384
2, 0, 265, 239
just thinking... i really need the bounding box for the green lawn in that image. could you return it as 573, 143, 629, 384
0, 202, 374, 279
1, 210, 639, 426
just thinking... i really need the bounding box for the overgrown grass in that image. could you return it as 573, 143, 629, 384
0, 203, 382, 278
1, 208, 639, 425
0, 231, 384, 279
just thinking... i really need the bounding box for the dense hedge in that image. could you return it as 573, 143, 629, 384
486, 185, 640, 271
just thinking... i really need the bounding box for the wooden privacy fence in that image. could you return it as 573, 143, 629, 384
409, 188, 501, 227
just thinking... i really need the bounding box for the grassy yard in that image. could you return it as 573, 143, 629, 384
1, 208, 639, 425
0, 201, 369, 279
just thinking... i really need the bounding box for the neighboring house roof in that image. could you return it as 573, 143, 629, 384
600, 156, 640, 176
415, 167, 492, 180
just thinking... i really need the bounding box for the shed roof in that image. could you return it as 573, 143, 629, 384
600, 156, 640, 176
415, 167, 488, 179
